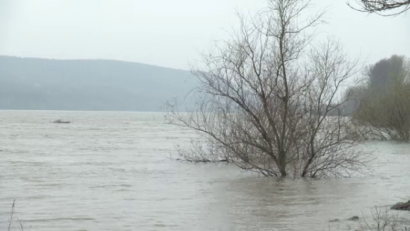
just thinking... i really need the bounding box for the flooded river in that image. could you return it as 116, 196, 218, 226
1, 111, 409, 230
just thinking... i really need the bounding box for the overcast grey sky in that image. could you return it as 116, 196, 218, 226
0, 0, 409, 69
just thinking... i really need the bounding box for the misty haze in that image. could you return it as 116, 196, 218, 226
1, 0, 410, 231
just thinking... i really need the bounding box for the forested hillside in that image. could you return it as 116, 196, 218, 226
0, 56, 197, 111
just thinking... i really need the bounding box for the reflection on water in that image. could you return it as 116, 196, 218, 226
0, 111, 409, 231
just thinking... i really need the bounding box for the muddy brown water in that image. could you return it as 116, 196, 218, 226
1, 111, 409, 230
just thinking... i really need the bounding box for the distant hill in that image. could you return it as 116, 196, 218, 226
0, 56, 198, 111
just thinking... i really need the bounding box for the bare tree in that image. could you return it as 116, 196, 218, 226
166, 0, 366, 178
348, 0, 410, 16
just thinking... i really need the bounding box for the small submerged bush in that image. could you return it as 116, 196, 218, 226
330, 208, 409, 231
7, 200, 26, 231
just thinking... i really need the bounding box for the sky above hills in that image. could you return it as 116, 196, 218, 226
0, 0, 409, 69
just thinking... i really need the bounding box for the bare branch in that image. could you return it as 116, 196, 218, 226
348, 0, 410, 16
